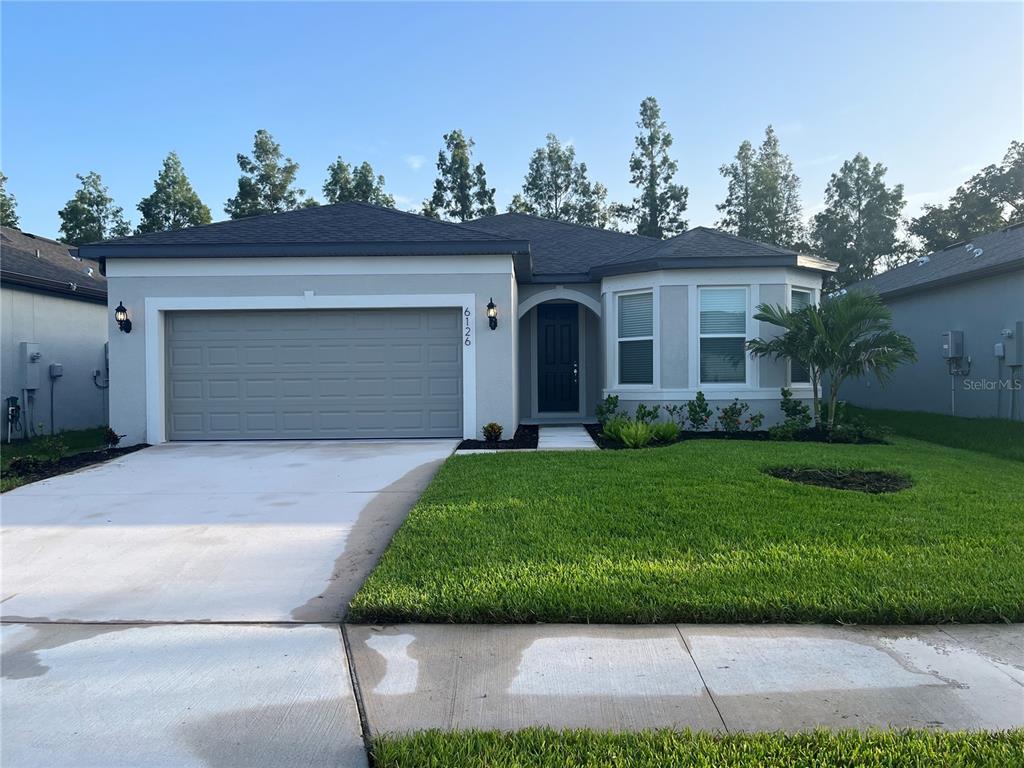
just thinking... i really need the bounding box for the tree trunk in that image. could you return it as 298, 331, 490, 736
827, 379, 842, 431
810, 368, 822, 426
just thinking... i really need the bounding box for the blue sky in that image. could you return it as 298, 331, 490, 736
2, 2, 1021, 240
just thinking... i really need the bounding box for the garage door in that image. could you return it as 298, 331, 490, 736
165, 309, 463, 440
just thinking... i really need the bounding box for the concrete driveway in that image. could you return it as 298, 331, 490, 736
2, 439, 455, 768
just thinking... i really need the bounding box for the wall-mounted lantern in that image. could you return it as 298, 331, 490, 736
114, 301, 132, 334
486, 298, 498, 330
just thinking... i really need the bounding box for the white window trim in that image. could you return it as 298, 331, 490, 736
143, 293, 478, 443
697, 285, 752, 388
615, 288, 657, 388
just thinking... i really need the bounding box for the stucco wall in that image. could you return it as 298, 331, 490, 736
106, 256, 518, 444
600, 267, 823, 424
1, 285, 108, 435
842, 270, 1024, 420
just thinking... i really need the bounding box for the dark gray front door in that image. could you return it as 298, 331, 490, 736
165, 308, 462, 440
537, 303, 579, 413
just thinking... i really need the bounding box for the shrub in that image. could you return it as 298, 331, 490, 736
829, 415, 890, 444
602, 416, 629, 443
617, 420, 653, 448
104, 426, 122, 448
745, 411, 765, 431
770, 387, 813, 441
633, 403, 660, 424
482, 422, 503, 442
716, 399, 750, 433
686, 391, 713, 431
595, 395, 621, 427
651, 421, 680, 443
37, 433, 68, 462
9, 455, 45, 475
662, 404, 686, 429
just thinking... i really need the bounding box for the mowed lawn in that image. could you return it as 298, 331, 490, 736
349, 436, 1024, 624
371, 729, 1024, 768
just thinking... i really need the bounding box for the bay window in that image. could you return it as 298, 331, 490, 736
617, 291, 654, 385
790, 289, 812, 384
699, 287, 747, 384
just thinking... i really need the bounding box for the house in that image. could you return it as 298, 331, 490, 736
843, 223, 1024, 421
1, 226, 109, 436
79, 203, 837, 444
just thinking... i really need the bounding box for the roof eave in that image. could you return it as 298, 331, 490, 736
867, 256, 1024, 300
1, 271, 108, 304
590, 254, 837, 278
79, 240, 531, 259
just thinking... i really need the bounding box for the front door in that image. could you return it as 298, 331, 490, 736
537, 303, 579, 413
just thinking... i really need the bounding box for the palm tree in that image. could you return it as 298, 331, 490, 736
749, 291, 916, 430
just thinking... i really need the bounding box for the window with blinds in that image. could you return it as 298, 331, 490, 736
790, 289, 812, 384
618, 292, 654, 385
699, 287, 747, 384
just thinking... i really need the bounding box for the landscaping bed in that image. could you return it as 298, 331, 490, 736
372, 728, 1024, 768
2, 439, 147, 492
349, 436, 1024, 625
585, 422, 887, 449
765, 466, 912, 494
457, 424, 538, 451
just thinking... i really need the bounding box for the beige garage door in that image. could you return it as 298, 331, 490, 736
165, 308, 463, 440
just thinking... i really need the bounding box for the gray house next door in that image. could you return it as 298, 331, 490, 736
165, 308, 462, 440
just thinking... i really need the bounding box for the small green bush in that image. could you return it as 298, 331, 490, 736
104, 427, 122, 448
482, 422, 503, 442
716, 399, 749, 432
617, 420, 653, 448
686, 391, 713, 431
37, 433, 69, 462
595, 395, 621, 427
662, 404, 686, 429
633, 403, 660, 424
601, 416, 629, 443
651, 421, 680, 443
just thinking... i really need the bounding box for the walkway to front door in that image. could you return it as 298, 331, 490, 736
537, 303, 579, 413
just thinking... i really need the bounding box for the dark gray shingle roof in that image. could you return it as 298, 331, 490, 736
1, 227, 106, 302
80, 201, 529, 260
466, 213, 656, 277
853, 223, 1024, 297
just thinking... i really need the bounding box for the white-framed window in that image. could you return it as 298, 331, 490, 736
699, 286, 748, 384
790, 288, 813, 384
617, 291, 654, 385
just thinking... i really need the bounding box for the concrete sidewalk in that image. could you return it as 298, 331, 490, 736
347, 623, 1024, 735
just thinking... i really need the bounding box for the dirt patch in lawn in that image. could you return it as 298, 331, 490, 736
457, 424, 539, 451
765, 466, 913, 494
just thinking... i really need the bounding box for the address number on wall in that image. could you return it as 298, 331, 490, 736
464, 307, 472, 347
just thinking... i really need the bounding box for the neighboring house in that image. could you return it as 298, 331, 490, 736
1, 226, 109, 436
843, 223, 1024, 421
79, 203, 836, 444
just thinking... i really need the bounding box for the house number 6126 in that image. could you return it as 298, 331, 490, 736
464, 307, 472, 346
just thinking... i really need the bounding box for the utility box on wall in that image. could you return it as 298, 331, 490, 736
1006, 321, 1024, 367
941, 330, 964, 359
19, 342, 42, 390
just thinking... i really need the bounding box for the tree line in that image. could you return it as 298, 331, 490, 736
0, 96, 1019, 289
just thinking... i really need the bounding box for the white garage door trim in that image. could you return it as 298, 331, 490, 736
145, 294, 477, 443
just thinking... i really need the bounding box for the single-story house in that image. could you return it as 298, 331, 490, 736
2, 226, 109, 435
843, 223, 1024, 421
79, 203, 837, 444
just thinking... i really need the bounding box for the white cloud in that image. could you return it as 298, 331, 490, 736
404, 154, 426, 171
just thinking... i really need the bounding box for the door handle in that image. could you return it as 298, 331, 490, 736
572, 361, 579, 384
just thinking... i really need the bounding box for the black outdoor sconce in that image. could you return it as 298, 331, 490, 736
486, 298, 498, 330
114, 301, 132, 334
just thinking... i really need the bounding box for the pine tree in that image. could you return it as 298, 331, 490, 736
422, 130, 495, 221
323, 158, 395, 207
225, 129, 311, 218
136, 152, 212, 234
0, 172, 19, 228
58, 172, 131, 245
621, 97, 688, 238
509, 134, 611, 227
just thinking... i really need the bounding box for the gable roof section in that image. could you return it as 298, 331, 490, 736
1, 227, 106, 303
591, 226, 837, 277
79, 202, 531, 269
466, 213, 656, 279
852, 223, 1024, 298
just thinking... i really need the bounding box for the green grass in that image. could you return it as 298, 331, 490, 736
847, 406, 1024, 463
349, 437, 1024, 624
0, 427, 109, 491
371, 729, 1024, 767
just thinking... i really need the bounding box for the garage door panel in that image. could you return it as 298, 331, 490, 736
166, 308, 462, 440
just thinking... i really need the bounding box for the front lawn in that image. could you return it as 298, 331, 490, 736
846, 406, 1024, 463
349, 437, 1024, 624
372, 728, 1024, 768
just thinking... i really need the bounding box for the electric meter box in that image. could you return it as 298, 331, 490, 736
49, 363, 64, 379
941, 330, 964, 359
19, 342, 41, 389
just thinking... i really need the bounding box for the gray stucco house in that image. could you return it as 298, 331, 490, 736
2, 226, 109, 435
79, 203, 837, 444
843, 223, 1024, 421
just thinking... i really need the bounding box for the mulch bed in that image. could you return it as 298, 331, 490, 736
585, 423, 886, 450
457, 424, 539, 451
3, 444, 149, 489
764, 467, 913, 494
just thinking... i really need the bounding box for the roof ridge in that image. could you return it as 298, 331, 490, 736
686, 225, 796, 255
346, 201, 522, 241
936, 220, 1024, 254
474, 211, 659, 241
1, 226, 72, 248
